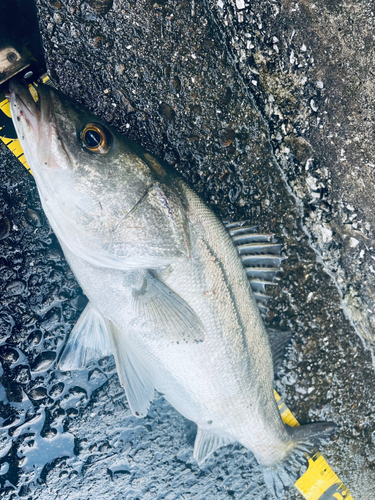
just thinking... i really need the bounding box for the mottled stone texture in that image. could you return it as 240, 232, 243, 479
210, 0, 375, 346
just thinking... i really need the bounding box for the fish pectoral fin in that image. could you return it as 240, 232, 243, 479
108, 322, 154, 418
59, 302, 112, 370
193, 428, 233, 464
267, 328, 293, 374
132, 272, 205, 344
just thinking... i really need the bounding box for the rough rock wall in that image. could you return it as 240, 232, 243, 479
209, 0, 375, 347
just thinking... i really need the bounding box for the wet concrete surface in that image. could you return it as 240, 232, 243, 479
0, 0, 374, 498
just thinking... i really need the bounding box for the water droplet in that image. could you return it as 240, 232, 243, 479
31, 351, 56, 372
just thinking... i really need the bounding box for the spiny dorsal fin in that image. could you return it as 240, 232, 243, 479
225, 220, 284, 317
193, 428, 233, 464
223, 220, 254, 230
245, 267, 281, 282
236, 242, 283, 255
58, 302, 112, 370
248, 279, 277, 294
240, 254, 284, 268
226, 221, 293, 372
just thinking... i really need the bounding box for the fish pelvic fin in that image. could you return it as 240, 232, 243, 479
261, 422, 337, 498
58, 302, 112, 370
108, 321, 154, 418
193, 428, 233, 464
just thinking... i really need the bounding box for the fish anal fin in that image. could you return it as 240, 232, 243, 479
59, 302, 112, 370
107, 321, 154, 418
193, 428, 233, 464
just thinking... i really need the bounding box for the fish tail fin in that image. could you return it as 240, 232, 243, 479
261, 422, 337, 498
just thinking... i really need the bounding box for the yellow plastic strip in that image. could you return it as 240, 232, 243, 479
7, 137, 25, 157
296, 452, 353, 500
275, 390, 354, 499
1, 136, 13, 145
0, 77, 355, 500
0, 97, 12, 118
274, 390, 300, 428
0, 121, 33, 173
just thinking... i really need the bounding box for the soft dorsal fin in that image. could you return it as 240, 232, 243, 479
224, 220, 284, 317
58, 302, 112, 370
131, 271, 205, 344
107, 321, 154, 418
193, 428, 233, 464
267, 328, 293, 373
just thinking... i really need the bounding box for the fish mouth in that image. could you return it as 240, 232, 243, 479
9, 80, 57, 143
8, 79, 42, 132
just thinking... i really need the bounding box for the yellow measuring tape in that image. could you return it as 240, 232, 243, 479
0, 81, 354, 500
0, 96, 31, 172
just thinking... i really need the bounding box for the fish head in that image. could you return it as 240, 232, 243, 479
9, 80, 177, 269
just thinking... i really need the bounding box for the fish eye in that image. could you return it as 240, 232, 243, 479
81, 124, 109, 154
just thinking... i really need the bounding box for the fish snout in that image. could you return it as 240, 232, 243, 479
9, 79, 41, 134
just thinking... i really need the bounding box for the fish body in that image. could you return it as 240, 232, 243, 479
60, 183, 286, 465
9, 80, 335, 497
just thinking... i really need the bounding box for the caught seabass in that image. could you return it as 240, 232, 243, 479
9, 80, 335, 498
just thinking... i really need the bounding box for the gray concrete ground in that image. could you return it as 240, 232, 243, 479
0, 0, 374, 498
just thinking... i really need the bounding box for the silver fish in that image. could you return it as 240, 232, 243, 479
9, 80, 335, 498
